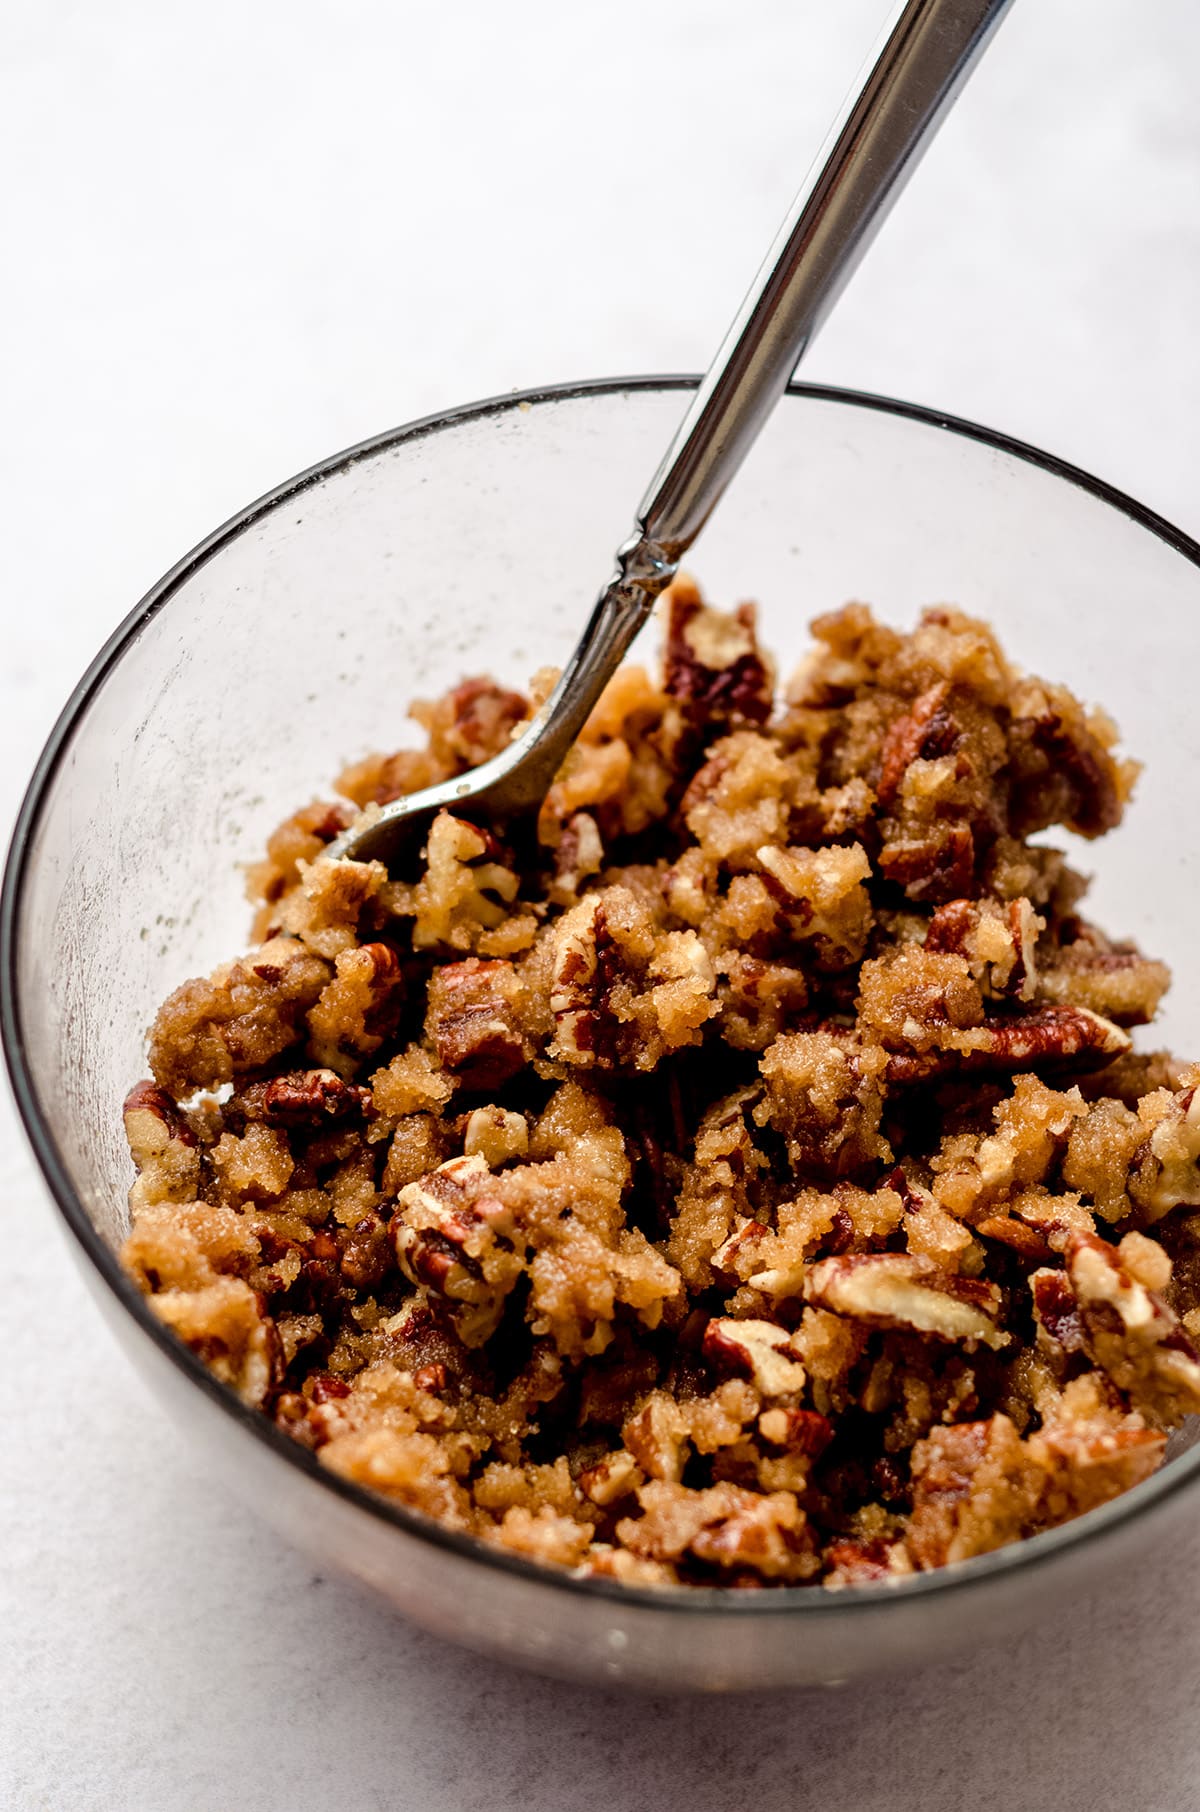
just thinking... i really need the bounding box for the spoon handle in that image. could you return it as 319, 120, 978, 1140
637, 0, 1015, 565
499, 0, 1014, 817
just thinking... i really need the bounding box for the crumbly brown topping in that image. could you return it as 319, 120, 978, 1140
120, 575, 1200, 1589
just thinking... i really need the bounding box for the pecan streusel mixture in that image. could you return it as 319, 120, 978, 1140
121, 579, 1200, 1588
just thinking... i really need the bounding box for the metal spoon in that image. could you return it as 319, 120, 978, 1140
333, 0, 1014, 870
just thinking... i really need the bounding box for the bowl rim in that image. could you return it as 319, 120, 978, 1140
6, 372, 1200, 1619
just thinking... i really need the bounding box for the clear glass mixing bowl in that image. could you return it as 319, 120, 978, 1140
6, 379, 1200, 1690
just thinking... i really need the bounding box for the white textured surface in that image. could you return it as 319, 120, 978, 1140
4, 2, 1200, 1805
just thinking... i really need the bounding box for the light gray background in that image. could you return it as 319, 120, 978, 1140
4, 2, 1200, 1807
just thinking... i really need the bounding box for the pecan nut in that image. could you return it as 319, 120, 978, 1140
804, 1253, 1007, 1349
123, 1080, 200, 1207
884, 1004, 1129, 1084
702, 1318, 807, 1397
425, 958, 529, 1090
876, 682, 959, 808
392, 1155, 523, 1345
1062, 1231, 1200, 1423
227, 1067, 374, 1130
924, 896, 1043, 1002
663, 577, 773, 726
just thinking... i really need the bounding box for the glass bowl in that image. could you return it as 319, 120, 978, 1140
6, 378, 1200, 1692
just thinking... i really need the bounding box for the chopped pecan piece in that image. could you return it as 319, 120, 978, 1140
392, 1155, 523, 1345
663, 576, 773, 726
462, 1105, 529, 1167
756, 1030, 892, 1178
711, 1218, 770, 1279
755, 841, 873, 968
757, 1406, 833, 1456
884, 1004, 1129, 1084
876, 682, 959, 808
824, 1538, 913, 1587
549, 812, 604, 903
715, 951, 810, 1051
395, 810, 521, 952
1029, 1267, 1086, 1353
272, 853, 388, 959
435, 676, 528, 769
123, 1080, 197, 1156
1029, 1375, 1166, 1520
804, 1254, 1007, 1350
549, 886, 716, 1071
1063, 1231, 1200, 1424
150, 1277, 281, 1408
247, 798, 357, 909
378, 1292, 478, 1392
425, 958, 529, 1090
974, 1215, 1052, 1263
1038, 919, 1169, 1026
579, 1449, 644, 1508
878, 824, 978, 905
622, 1394, 689, 1483
226, 1067, 373, 1130
702, 1318, 807, 1396
413, 1362, 449, 1395
1008, 698, 1132, 839
123, 1081, 200, 1208
924, 896, 1043, 1002
618, 1480, 816, 1581
308, 942, 405, 1076
338, 1212, 393, 1289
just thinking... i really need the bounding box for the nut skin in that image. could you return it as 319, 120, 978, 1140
359, 944, 404, 1023
395, 1227, 477, 1296
549, 895, 622, 1068
412, 1362, 449, 1394
923, 899, 978, 958
823, 1207, 855, 1256
711, 1219, 770, 1277
878, 824, 976, 904
309, 1372, 351, 1403
977, 1216, 1052, 1263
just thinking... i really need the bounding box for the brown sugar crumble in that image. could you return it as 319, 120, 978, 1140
120, 578, 1200, 1589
